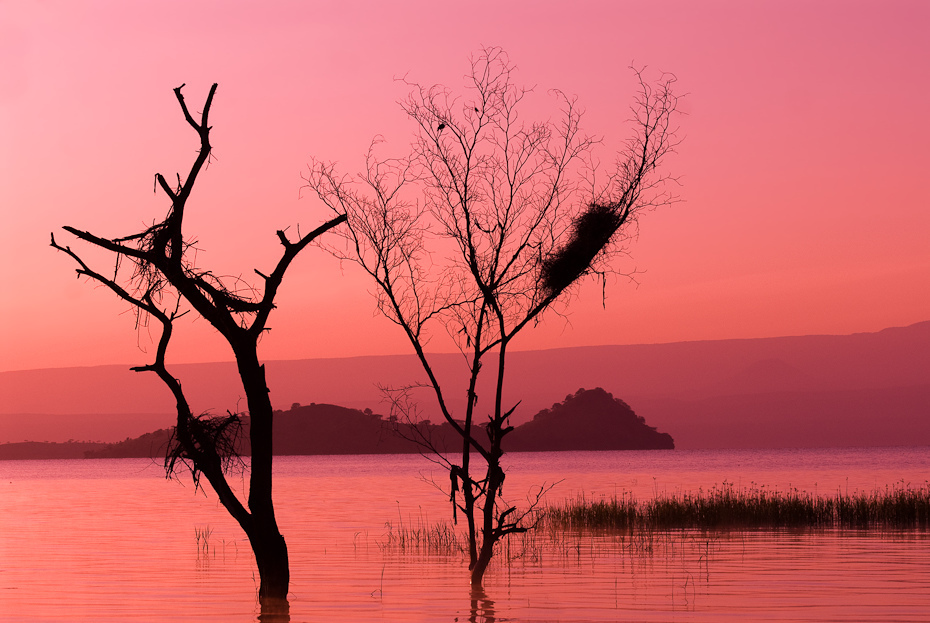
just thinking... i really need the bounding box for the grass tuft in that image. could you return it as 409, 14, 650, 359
380, 511, 467, 555
541, 482, 930, 532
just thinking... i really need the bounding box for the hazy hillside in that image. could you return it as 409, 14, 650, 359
0, 441, 107, 460
71, 388, 672, 459
0, 413, 174, 446
633, 385, 930, 449
508, 388, 674, 451
2, 321, 927, 449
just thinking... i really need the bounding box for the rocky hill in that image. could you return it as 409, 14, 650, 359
508, 388, 674, 451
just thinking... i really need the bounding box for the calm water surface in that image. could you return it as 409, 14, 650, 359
1, 447, 928, 622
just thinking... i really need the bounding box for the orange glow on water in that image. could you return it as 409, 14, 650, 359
2, 450, 929, 621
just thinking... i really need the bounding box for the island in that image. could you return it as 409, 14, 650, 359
0, 388, 673, 460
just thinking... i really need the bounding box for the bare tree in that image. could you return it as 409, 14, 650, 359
304, 48, 679, 585
51, 83, 345, 614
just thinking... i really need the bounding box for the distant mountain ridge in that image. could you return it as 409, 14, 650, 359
2, 321, 927, 449
0, 388, 672, 460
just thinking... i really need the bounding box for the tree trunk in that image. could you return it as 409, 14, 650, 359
463, 480, 479, 572
470, 461, 504, 586
235, 344, 290, 603
470, 538, 494, 586
250, 525, 290, 603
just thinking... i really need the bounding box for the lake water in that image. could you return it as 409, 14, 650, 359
1, 447, 929, 621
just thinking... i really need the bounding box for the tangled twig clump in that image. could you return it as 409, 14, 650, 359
539, 202, 626, 298
166, 412, 245, 487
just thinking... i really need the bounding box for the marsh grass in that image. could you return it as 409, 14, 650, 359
541, 482, 930, 532
377, 512, 687, 567
194, 525, 214, 556
380, 509, 467, 555
374, 482, 930, 569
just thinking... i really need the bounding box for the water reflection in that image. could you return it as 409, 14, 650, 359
257, 597, 289, 622
2, 450, 930, 621
468, 586, 495, 623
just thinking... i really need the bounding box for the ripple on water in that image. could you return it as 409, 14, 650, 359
1, 449, 929, 621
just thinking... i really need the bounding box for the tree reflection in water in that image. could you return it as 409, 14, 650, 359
469, 586, 496, 623
257, 597, 289, 623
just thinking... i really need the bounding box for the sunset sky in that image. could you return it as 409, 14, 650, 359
1, 0, 928, 373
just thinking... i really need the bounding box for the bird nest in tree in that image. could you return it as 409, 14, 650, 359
165, 412, 245, 486
540, 202, 625, 297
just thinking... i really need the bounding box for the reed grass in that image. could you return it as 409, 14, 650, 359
374, 482, 930, 565
541, 482, 930, 532
380, 509, 467, 555
194, 525, 214, 555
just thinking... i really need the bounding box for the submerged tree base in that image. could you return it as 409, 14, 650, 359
541, 483, 930, 532
257, 597, 290, 623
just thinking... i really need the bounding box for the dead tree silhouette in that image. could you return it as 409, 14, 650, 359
304, 48, 680, 586
51, 83, 345, 615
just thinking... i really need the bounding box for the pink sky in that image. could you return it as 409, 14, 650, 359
1, 0, 928, 372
